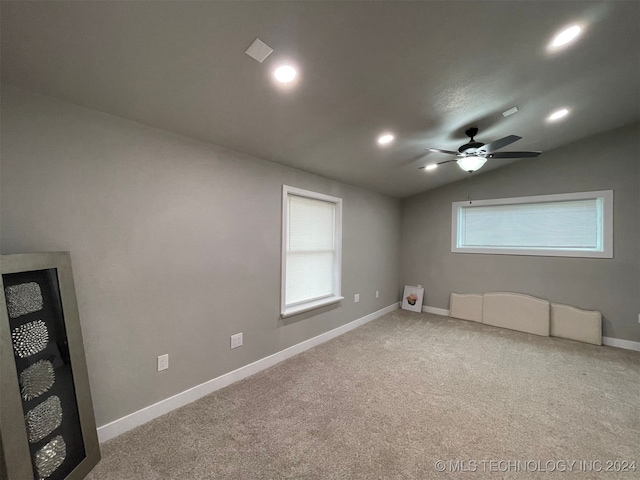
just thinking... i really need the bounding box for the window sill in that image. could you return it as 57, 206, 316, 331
281, 296, 344, 318
452, 247, 612, 258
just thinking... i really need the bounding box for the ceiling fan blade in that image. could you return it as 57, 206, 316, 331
418, 159, 458, 169
401, 153, 432, 168
426, 148, 459, 155
479, 135, 521, 153
488, 151, 542, 159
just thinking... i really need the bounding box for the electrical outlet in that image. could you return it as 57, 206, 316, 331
157, 354, 169, 372
376, 290, 379, 299
354, 293, 360, 303
231, 333, 243, 349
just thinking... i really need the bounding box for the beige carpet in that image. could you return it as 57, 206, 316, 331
87, 310, 640, 479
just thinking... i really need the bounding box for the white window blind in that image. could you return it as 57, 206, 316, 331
452, 191, 613, 258
281, 186, 343, 317
461, 199, 600, 249
286, 195, 336, 305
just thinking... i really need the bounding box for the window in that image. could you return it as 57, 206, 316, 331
281, 186, 343, 317
451, 190, 613, 258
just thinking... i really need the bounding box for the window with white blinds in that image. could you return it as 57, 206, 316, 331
281, 186, 343, 317
452, 191, 613, 258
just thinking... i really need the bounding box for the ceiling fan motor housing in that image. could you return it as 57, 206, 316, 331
458, 142, 485, 154
465, 127, 478, 137
459, 127, 484, 154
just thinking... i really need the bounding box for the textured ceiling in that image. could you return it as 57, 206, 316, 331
2, 1, 639, 198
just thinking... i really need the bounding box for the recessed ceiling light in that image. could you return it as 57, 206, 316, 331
548, 108, 570, 121
425, 164, 438, 171
377, 133, 395, 146
274, 65, 297, 83
549, 24, 583, 49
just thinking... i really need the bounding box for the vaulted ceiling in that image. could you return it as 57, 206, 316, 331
2, 1, 639, 198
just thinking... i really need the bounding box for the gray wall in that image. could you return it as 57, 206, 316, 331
401, 122, 640, 342
0, 86, 402, 426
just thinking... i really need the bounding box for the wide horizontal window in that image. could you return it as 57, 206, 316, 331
452, 191, 613, 258
281, 186, 343, 317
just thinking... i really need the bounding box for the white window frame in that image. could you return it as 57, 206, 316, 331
281, 185, 343, 318
451, 190, 613, 258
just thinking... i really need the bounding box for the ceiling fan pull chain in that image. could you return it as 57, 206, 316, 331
467, 173, 472, 204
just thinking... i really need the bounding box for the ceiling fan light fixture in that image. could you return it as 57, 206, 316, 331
457, 156, 487, 172
425, 164, 437, 171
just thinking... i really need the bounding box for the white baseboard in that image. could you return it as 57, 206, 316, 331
96, 302, 400, 443
422, 305, 450, 316
602, 336, 640, 352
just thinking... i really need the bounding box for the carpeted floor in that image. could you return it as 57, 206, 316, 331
86, 310, 640, 479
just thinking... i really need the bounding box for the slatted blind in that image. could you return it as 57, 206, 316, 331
459, 199, 601, 250
286, 195, 336, 306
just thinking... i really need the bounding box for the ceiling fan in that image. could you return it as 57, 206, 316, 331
421, 127, 542, 172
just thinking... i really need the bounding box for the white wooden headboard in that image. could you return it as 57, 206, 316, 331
449, 292, 602, 345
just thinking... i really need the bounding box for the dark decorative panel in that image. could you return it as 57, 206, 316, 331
1, 253, 100, 480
